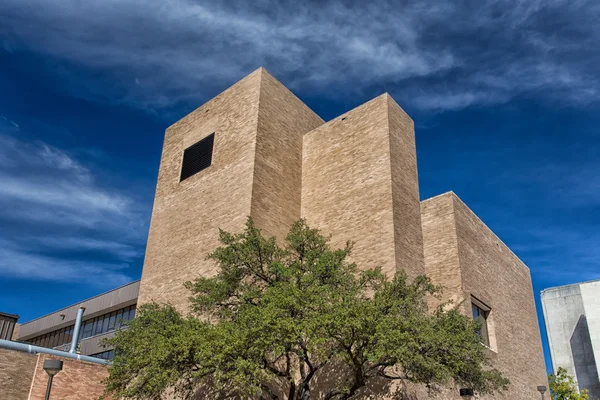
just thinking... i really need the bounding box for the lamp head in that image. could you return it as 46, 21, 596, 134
43, 359, 63, 377
459, 388, 474, 399
537, 385, 547, 394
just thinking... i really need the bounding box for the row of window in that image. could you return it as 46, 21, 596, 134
26, 305, 136, 349
91, 350, 116, 360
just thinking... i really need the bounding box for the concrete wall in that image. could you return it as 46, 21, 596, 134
542, 283, 585, 377
0, 348, 37, 400
422, 192, 547, 400
580, 280, 600, 391
301, 94, 424, 278
542, 280, 600, 397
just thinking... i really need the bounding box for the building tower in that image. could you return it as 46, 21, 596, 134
138, 68, 323, 309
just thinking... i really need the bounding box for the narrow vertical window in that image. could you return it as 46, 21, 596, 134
108, 311, 117, 331
472, 300, 490, 347
180, 133, 214, 181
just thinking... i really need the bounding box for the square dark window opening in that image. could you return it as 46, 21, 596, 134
180, 133, 214, 181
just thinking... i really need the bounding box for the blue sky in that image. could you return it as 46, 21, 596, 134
1, 0, 599, 372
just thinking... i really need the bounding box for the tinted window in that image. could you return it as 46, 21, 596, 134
472, 303, 490, 346
108, 312, 117, 331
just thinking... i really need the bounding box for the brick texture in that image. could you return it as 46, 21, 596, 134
138, 68, 262, 309
251, 70, 324, 241
137, 68, 547, 399
421, 192, 547, 400
28, 353, 110, 400
138, 68, 324, 310
387, 96, 425, 278
302, 94, 424, 278
0, 348, 37, 400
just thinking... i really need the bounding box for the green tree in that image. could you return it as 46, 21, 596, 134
549, 367, 589, 400
103, 219, 508, 399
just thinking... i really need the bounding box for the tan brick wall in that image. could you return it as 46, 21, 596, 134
0, 348, 37, 400
301, 94, 423, 278
421, 193, 464, 309
137, 68, 547, 399
387, 96, 425, 278
251, 70, 324, 241
421, 192, 547, 400
28, 354, 110, 400
138, 69, 264, 310
139, 68, 325, 310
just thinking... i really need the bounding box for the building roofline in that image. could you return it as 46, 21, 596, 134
421, 190, 531, 273
420, 190, 456, 203
0, 312, 19, 319
540, 277, 600, 294
21, 279, 140, 325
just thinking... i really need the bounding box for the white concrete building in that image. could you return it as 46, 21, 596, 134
542, 279, 600, 397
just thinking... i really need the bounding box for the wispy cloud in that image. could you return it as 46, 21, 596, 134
0, 115, 19, 130
0, 0, 598, 112
459, 155, 600, 287
511, 161, 600, 209
510, 226, 600, 286
506, 160, 600, 285
0, 132, 148, 287
0, 239, 133, 287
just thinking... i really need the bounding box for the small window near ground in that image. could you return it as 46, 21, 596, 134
180, 133, 214, 181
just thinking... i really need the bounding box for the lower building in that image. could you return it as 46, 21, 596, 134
14, 280, 139, 359
0, 312, 19, 341
542, 279, 600, 398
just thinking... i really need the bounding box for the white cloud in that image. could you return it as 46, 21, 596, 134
0, 133, 147, 286
1, 0, 597, 111
511, 226, 600, 286
0, 240, 133, 287
0, 115, 19, 130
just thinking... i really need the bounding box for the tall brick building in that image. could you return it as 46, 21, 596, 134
138, 68, 547, 399
2, 68, 547, 399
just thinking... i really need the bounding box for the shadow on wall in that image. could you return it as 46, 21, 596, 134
570, 314, 600, 398
188, 361, 427, 399
311, 361, 420, 399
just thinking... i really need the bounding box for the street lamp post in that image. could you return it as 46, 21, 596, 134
537, 385, 547, 400
43, 359, 63, 400
460, 388, 474, 399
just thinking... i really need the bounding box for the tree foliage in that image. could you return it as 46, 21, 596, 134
104, 218, 508, 399
549, 367, 589, 400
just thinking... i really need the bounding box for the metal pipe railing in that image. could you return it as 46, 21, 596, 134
0, 339, 110, 365
69, 306, 86, 353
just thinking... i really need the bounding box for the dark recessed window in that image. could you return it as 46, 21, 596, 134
180, 133, 214, 181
